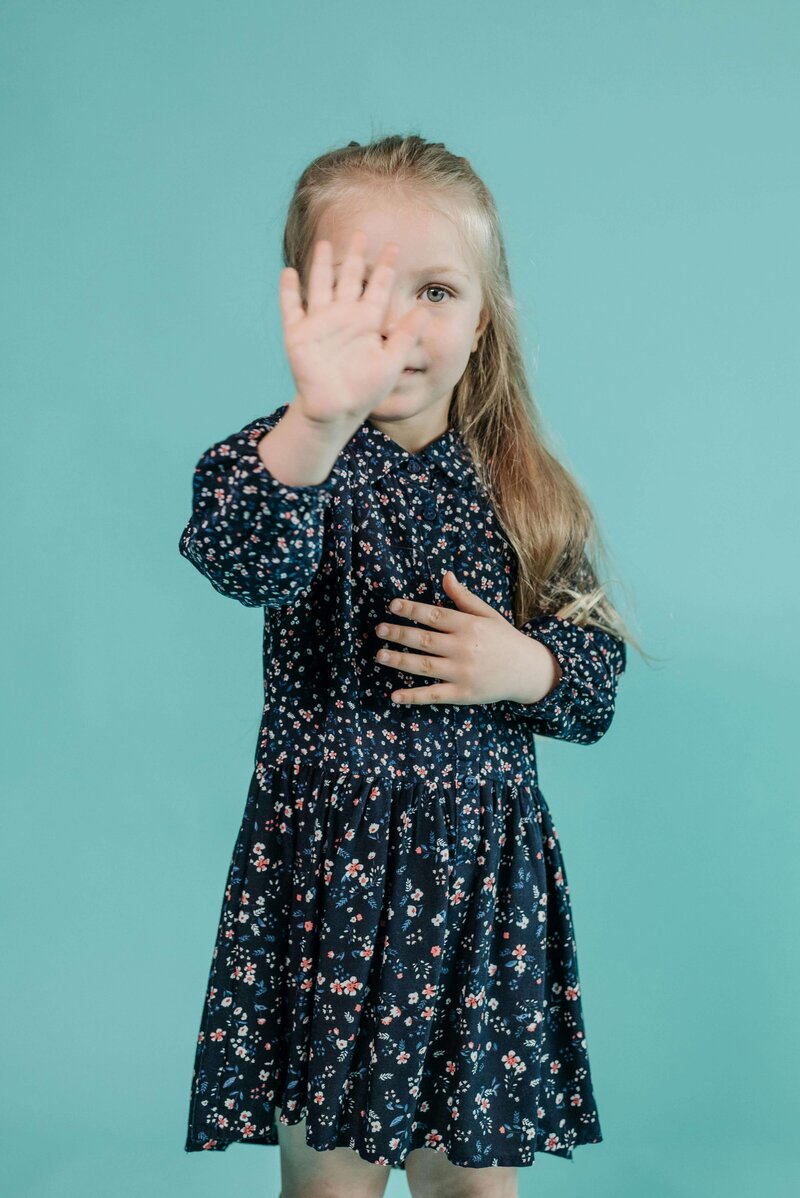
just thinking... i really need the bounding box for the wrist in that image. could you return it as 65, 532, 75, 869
290, 395, 364, 444
506, 633, 563, 705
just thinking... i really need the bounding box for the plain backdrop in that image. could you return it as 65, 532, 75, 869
2, 2, 798, 1196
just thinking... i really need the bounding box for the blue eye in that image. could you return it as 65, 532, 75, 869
423, 284, 454, 303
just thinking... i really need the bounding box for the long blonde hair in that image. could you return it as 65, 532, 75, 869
281, 131, 644, 658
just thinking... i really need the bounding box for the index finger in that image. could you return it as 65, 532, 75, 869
388, 596, 456, 630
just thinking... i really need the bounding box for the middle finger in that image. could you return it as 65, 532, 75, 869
374, 620, 450, 655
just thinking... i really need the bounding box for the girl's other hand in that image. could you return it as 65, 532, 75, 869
278, 230, 432, 426
373, 571, 563, 707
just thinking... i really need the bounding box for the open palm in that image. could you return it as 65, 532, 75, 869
278, 229, 432, 424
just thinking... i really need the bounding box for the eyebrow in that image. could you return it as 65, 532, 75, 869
332, 262, 470, 279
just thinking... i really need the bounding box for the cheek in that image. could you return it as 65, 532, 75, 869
424, 315, 473, 362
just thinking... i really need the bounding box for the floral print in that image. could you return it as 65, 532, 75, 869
179, 403, 626, 1169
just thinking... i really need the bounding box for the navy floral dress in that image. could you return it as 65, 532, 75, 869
179, 401, 626, 1170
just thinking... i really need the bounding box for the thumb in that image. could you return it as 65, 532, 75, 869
443, 569, 498, 617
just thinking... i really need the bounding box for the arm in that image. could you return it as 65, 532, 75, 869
177, 403, 348, 609
500, 548, 627, 744
502, 613, 627, 745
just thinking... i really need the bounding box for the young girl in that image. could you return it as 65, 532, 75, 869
180, 134, 635, 1198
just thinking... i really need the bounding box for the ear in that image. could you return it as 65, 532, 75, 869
472, 306, 490, 353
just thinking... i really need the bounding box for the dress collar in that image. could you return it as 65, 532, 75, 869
347, 417, 477, 489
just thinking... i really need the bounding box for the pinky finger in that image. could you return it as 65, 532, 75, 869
279, 266, 306, 330
392, 684, 449, 705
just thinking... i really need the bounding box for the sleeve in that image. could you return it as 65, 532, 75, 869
500, 613, 627, 745
177, 403, 348, 609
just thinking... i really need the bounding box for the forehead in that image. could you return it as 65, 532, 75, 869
317, 195, 473, 273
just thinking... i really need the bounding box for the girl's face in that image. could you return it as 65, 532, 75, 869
314, 193, 489, 443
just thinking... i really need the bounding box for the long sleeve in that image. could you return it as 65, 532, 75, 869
178, 404, 347, 609
501, 613, 627, 744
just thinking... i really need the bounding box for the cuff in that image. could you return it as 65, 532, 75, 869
511, 615, 576, 717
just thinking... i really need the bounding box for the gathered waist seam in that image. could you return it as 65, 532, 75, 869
253, 754, 540, 795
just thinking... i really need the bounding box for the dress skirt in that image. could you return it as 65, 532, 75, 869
183, 759, 604, 1169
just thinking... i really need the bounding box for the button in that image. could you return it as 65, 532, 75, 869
464, 774, 479, 791
405, 456, 422, 475
421, 497, 437, 521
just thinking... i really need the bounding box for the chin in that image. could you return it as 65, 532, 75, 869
371, 392, 422, 417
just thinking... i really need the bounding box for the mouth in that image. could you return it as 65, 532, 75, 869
403, 368, 423, 374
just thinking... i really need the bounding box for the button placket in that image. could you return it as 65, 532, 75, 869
398, 457, 435, 578
393, 468, 424, 577
420, 491, 438, 521
452, 772, 480, 851
406, 457, 440, 533
398, 453, 459, 781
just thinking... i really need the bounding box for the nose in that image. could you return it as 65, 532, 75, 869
379, 291, 416, 340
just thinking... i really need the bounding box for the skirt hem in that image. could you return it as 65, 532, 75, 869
183, 1123, 603, 1169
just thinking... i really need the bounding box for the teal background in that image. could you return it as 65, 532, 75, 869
3, 2, 798, 1195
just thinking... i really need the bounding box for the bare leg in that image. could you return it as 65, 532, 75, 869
405, 1145, 519, 1198
275, 1105, 391, 1198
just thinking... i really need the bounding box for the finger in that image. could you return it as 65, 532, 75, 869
445, 572, 504, 618
333, 229, 370, 305
279, 266, 306, 332
388, 596, 457, 632
358, 241, 399, 309
306, 238, 334, 317
376, 645, 456, 683
391, 682, 455, 705
376, 621, 450, 655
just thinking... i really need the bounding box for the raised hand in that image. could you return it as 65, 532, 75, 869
278, 229, 432, 426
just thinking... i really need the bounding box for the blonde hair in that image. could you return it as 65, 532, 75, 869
281, 131, 645, 659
